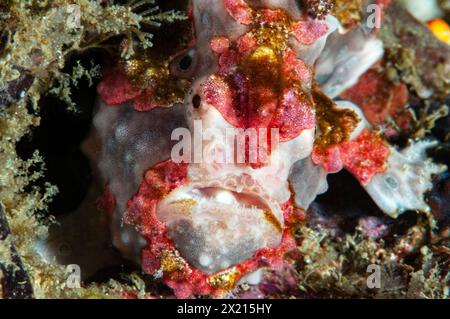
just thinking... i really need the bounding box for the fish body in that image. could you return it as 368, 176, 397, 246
91, 0, 441, 297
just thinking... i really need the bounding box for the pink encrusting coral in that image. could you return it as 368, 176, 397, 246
92, 0, 443, 297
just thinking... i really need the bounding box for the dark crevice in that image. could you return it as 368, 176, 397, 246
16, 52, 104, 216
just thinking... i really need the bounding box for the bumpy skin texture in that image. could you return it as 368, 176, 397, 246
93, 0, 441, 297
92, 103, 187, 262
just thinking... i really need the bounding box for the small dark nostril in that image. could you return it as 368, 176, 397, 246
192, 94, 201, 109
179, 55, 192, 71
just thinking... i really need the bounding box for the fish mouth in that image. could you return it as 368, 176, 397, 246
155, 176, 284, 274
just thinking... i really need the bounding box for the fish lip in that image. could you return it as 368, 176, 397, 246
157, 173, 285, 230
189, 173, 269, 198
153, 174, 286, 273
188, 175, 274, 209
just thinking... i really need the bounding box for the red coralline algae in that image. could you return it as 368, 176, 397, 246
311, 145, 344, 174
339, 130, 391, 184
205, 34, 315, 143
340, 65, 411, 136
202, 31, 315, 169
124, 161, 188, 233
272, 85, 315, 140
97, 68, 160, 112
97, 68, 141, 106
133, 87, 160, 112
312, 130, 391, 185
210, 37, 230, 54
292, 20, 329, 45
223, 0, 253, 25
281, 49, 312, 84
236, 33, 258, 54
340, 130, 391, 185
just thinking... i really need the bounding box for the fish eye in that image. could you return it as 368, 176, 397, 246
179, 54, 192, 71
170, 49, 197, 78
